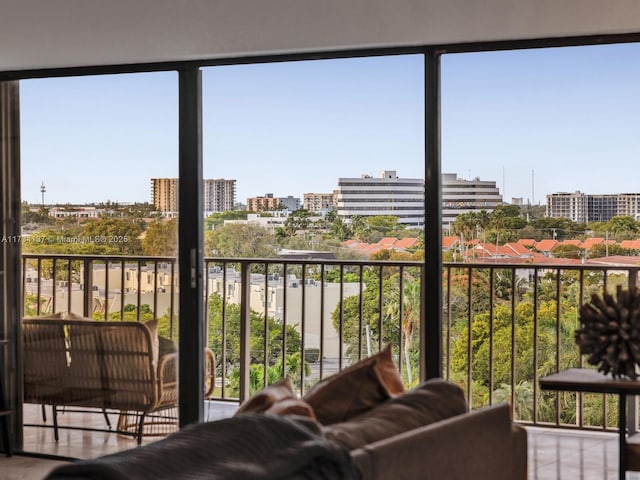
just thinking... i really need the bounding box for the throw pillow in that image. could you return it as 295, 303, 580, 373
264, 398, 317, 419
235, 378, 296, 415
323, 379, 468, 450
159, 335, 177, 358
303, 344, 405, 425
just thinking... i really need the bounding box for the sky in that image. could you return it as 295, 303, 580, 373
20, 42, 640, 206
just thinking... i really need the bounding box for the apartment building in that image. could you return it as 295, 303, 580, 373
303, 193, 335, 214
203, 179, 236, 213
335, 170, 424, 226
246, 193, 282, 212
587, 194, 618, 223
617, 193, 640, 220
151, 178, 179, 213
279, 195, 301, 212
152, 178, 236, 214
546, 191, 637, 223
48, 206, 103, 219
442, 173, 503, 229
545, 191, 587, 223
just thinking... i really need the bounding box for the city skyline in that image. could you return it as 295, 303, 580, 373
20, 43, 640, 205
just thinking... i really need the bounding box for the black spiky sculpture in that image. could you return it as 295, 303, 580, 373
575, 285, 640, 380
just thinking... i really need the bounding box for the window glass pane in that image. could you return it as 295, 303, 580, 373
20, 72, 179, 457
441, 43, 640, 424
201, 56, 424, 403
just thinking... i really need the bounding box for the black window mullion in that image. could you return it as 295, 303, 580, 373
178, 67, 204, 428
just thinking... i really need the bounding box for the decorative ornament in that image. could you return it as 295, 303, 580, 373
575, 285, 640, 380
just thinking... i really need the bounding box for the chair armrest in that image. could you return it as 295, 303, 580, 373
157, 349, 216, 397
158, 352, 178, 390
204, 348, 216, 398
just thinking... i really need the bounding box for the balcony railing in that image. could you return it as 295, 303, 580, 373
21, 253, 640, 433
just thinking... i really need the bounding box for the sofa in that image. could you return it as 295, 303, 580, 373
44, 398, 526, 480
45, 345, 527, 480
22, 316, 215, 444
351, 402, 527, 480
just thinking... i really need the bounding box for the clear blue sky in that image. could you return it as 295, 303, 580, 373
20, 42, 640, 205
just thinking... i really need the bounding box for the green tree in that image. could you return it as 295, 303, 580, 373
551, 244, 584, 259
350, 215, 370, 242
142, 219, 178, 256
205, 223, 278, 258
588, 243, 627, 258
82, 218, 143, 254
22, 204, 55, 225
207, 293, 305, 394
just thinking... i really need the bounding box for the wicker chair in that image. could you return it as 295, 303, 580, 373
23, 318, 215, 444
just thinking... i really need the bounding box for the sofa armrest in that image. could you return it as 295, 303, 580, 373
351, 403, 525, 480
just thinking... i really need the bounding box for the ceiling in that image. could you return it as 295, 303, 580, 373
1, 0, 640, 73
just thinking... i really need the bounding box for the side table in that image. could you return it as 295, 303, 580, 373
0, 339, 12, 456
540, 368, 640, 480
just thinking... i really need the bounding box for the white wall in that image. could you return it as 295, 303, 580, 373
1, 0, 640, 72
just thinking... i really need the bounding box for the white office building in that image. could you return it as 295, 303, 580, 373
335, 170, 424, 227
442, 173, 503, 230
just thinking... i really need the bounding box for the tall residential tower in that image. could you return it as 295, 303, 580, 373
152, 178, 236, 214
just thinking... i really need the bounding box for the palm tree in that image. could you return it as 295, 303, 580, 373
384, 273, 421, 384
350, 215, 370, 242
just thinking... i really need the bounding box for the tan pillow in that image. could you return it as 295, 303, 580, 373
264, 398, 316, 419
323, 379, 468, 450
143, 319, 159, 365
235, 378, 296, 415
303, 344, 405, 425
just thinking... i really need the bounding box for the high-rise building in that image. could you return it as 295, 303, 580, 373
151, 178, 179, 213
303, 193, 335, 213
547, 191, 640, 223
279, 196, 301, 212
617, 193, 640, 220
246, 193, 282, 212
152, 178, 236, 213
545, 191, 586, 223
442, 173, 503, 229
335, 170, 424, 226
203, 179, 236, 213
587, 194, 618, 223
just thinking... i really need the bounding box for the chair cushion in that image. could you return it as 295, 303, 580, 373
144, 319, 159, 365
303, 344, 404, 425
159, 336, 177, 358
322, 379, 468, 450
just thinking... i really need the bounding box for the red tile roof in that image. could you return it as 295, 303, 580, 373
534, 239, 558, 252
582, 237, 604, 249
394, 237, 419, 249
560, 239, 582, 247
586, 256, 640, 267
517, 239, 536, 247
503, 242, 532, 256
378, 237, 398, 246
442, 236, 459, 249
